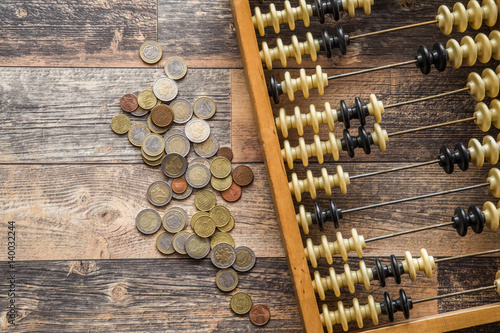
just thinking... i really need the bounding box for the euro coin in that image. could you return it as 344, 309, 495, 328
131, 105, 149, 117
136, 209, 161, 235
147, 114, 169, 134
193, 96, 216, 119
139, 41, 163, 64
111, 114, 131, 134
232, 246, 256, 272
194, 135, 219, 158
156, 232, 175, 254
141, 152, 165, 167
164, 56, 188, 80
147, 181, 172, 207
138, 89, 158, 110
211, 175, 232, 192
184, 118, 210, 143
161, 153, 188, 178
162, 207, 188, 233
153, 77, 178, 102
172, 230, 192, 254
169, 179, 193, 200
209, 205, 231, 228
165, 133, 190, 157
120, 94, 138, 112
194, 189, 217, 211
128, 124, 150, 146
151, 104, 174, 128
230, 292, 253, 315
171, 178, 188, 194
142, 133, 165, 157
221, 182, 242, 202
190, 211, 209, 229
215, 268, 239, 292
210, 231, 235, 249
233, 165, 254, 186
249, 304, 271, 326
217, 215, 234, 232
193, 215, 216, 238
189, 157, 211, 168
185, 233, 210, 259
185, 163, 211, 189
211, 243, 236, 269
170, 99, 193, 124
164, 128, 185, 140
210, 157, 232, 179
217, 147, 234, 161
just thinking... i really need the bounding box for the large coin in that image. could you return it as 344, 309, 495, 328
165, 133, 190, 157
190, 211, 209, 229
162, 207, 188, 233
161, 153, 188, 178
194, 135, 219, 158
184, 118, 210, 143
215, 268, 239, 292
194, 189, 217, 211
120, 94, 138, 112
139, 41, 163, 64
211, 175, 233, 192
193, 97, 216, 120
147, 114, 169, 134
210, 231, 235, 249
185, 233, 210, 259
210, 157, 232, 179
217, 215, 235, 232
138, 89, 158, 110
136, 209, 161, 235
172, 230, 192, 254
221, 182, 242, 202
111, 114, 131, 135
147, 181, 172, 207
164, 56, 188, 80
249, 304, 271, 326
233, 165, 254, 186
170, 99, 193, 124
142, 133, 165, 157
153, 77, 178, 102
128, 124, 150, 146
230, 292, 253, 315
211, 243, 236, 269
156, 232, 175, 254
151, 104, 174, 128
193, 215, 216, 238
185, 163, 211, 188
232, 246, 256, 272
209, 205, 231, 228
217, 147, 234, 161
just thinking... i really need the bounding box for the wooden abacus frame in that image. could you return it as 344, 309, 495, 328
230, 0, 500, 332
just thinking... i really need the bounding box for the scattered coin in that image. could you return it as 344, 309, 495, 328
147, 114, 169, 134
249, 304, 271, 326
194, 190, 217, 211
111, 114, 131, 135
185, 163, 211, 188
164, 56, 188, 80
230, 292, 253, 315
211, 175, 233, 192
172, 230, 192, 254
156, 232, 175, 254
190, 211, 209, 229
185, 233, 211, 259
120, 94, 138, 112
161, 153, 188, 178
211, 243, 236, 269
190, 157, 211, 168
164, 128, 185, 140
221, 182, 242, 202
147, 181, 172, 207
217, 215, 235, 232
142, 133, 165, 157
210, 231, 235, 249
163, 207, 189, 233
138, 89, 158, 110
131, 105, 150, 117
170, 99, 193, 124
210, 205, 231, 228
165, 133, 190, 157
193, 215, 216, 238
185, 118, 210, 143
215, 268, 239, 292
171, 178, 188, 194
233, 165, 254, 187
136, 209, 162, 235
153, 77, 178, 102
169, 179, 193, 200
193, 97, 216, 120
128, 124, 150, 146
194, 135, 219, 158
217, 147, 234, 161
233, 246, 256, 272
139, 40, 163, 64
210, 157, 232, 179
151, 104, 174, 128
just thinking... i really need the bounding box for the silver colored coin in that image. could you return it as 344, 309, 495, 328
216, 268, 239, 292
136, 209, 162, 235
165, 133, 191, 157
185, 233, 211, 259
167, 179, 194, 200
172, 230, 192, 254
161, 153, 188, 178
170, 99, 193, 124
162, 207, 189, 233
194, 135, 219, 158
156, 232, 175, 254
189, 157, 211, 168
184, 118, 210, 143
211, 243, 236, 269
232, 246, 256, 272
131, 105, 150, 117
193, 97, 216, 120
185, 163, 211, 189
164, 127, 185, 141
147, 181, 172, 207
128, 124, 151, 147
153, 77, 178, 102
165, 57, 188, 80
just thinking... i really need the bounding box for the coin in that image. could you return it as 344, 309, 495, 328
164, 128, 185, 141
193, 215, 216, 238
128, 124, 150, 146
190, 157, 211, 168
111, 114, 131, 134
164, 56, 188, 80
210, 205, 231, 228
185, 118, 210, 143
136, 209, 162, 235
147, 181, 172, 207
217, 215, 235, 232
139, 41, 163, 64
230, 292, 253, 315
233, 246, 256, 272
142, 133, 165, 157
211, 243, 236, 269
163, 207, 188, 233
194, 190, 216, 211
185, 163, 211, 188
194, 135, 219, 158
131, 105, 150, 117
215, 268, 239, 292
142, 152, 165, 167
147, 114, 169, 134
168, 179, 193, 200
170, 99, 193, 124
137, 89, 157, 110
233, 165, 254, 186
153, 77, 178, 102
161, 153, 188, 178
190, 211, 209, 229
171, 178, 188, 194
120, 94, 138, 112
193, 97, 216, 119
211, 175, 233, 192
185, 233, 210, 259
172, 230, 192, 254
151, 104, 174, 128
156, 232, 175, 254
210, 231, 235, 249
221, 182, 242, 202
217, 147, 234, 161
210, 157, 232, 179
249, 304, 271, 326
165, 133, 190, 157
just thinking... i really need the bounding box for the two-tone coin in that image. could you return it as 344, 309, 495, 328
194, 190, 217, 211
139, 41, 163, 64
210, 231, 235, 249
131, 105, 150, 117
165, 133, 190, 157
190, 211, 209, 229
128, 124, 150, 146
164, 56, 188, 80
221, 182, 242, 202
193, 97, 216, 119
138, 89, 158, 110
217, 215, 234, 232
211, 243, 236, 269
211, 175, 233, 192
172, 230, 192, 254
156, 232, 175, 254
230, 292, 253, 315
147, 114, 169, 134
193, 215, 216, 238
170, 99, 193, 124
215, 268, 239, 292
184, 118, 210, 143
249, 304, 271, 326
161, 153, 188, 178
210, 157, 232, 178
142, 133, 165, 158
162, 207, 188, 233
194, 135, 219, 158
153, 77, 178, 102
233, 165, 254, 186
120, 94, 138, 112
185, 163, 211, 189
189, 157, 211, 168
136, 209, 162, 235
233, 246, 256, 272
185, 233, 211, 259
164, 128, 185, 140
111, 114, 131, 134
217, 147, 234, 161
147, 181, 172, 207
210, 205, 231, 228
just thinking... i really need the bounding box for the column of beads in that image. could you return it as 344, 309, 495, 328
468, 135, 500, 168
289, 165, 350, 202
437, 0, 498, 35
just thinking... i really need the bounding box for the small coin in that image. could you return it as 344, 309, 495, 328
131, 105, 150, 117
190, 211, 209, 229
139, 41, 163, 64
194, 190, 217, 211
221, 182, 242, 202
185, 163, 211, 189
190, 157, 211, 168
185, 118, 210, 143
136, 209, 162, 235
153, 77, 178, 102
211, 243, 236, 269
172, 230, 192, 254
147, 114, 169, 134
142, 133, 165, 157
170, 99, 193, 124
165, 133, 190, 157
164, 56, 188, 80
233, 246, 256, 272
161, 153, 188, 178
156, 232, 175, 254
209, 205, 231, 228
151, 104, 174, 128
249, 304, 271, 326
185, 233, 211, 259
111, 114, 131, 134
217, 215, 235, 232
194, 135, 219, 158
193, 215, 216, 238
120, 94, 138, 112
217, 147, 234, 161
230, 292, 253, 315
211, 175, 233, 192
171, 178, 188, 194
193, 97, 216, 120
168, 179, 193, 200
147, 181, 172, 207
210, 231, 235, 249
128, 124, 150, 146
163, 207, 188, 233
233, 165, 254, 187
210, 157, 232, 179
138, 89, 158, 110
215, 268, 239, 292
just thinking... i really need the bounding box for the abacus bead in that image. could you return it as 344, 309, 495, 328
253, 6, 266, 36
474, 102, 492, 132
483, 0, 498, 27
467, 72, 486, 101
487, 168, 500, 198
461, 35, 478, 66
367, 94, 384, 123
309, 104, 319, 133
490, 100, 500, 129
313, 270, 326, 300
284, 1, 295, 31
468, 138, 485, 168
276, 38, 287, 67
475, 33, 492, 63
453, 2, 468, 32
495, 270, 500, 295
437, 5, 454, 35
371, 123, 388, 152
482, 68, 499, 98
276, 108, 288, 137
482, 200, 499, 231
467, 1, 482, 30
290, 172, 302, 202
482, 135, 499, 165
297, 205, 310, 234
305, 238, 318, 267
295, 106, 305, 135
446, 38, 463, 68
306, 169, 317, 199
490, 30, 500, 60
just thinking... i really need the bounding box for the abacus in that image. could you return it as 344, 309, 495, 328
231, 0, 500, 331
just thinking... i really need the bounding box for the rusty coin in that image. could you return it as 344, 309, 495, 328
120, 94, 138, 112
233, 165, 254, 187
151, 104, 174, 128
249, 304, 270, 326
221, 182, 241, 202
217, 147, 233, 161
171, 178, 188, 194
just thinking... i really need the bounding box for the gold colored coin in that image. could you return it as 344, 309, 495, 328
217, 215, 234, 232
111, 114, 131, 134
193, 215, 216, 238
194, 190, 217, 212
230, 292, 253, 315
211, 175, 233, 192
210, 156, 232, 179
164, 56, 188, 80
209, 205, 231, 228
138, 89, 158, 110
210, 231, 235, 249
139, 41, 163, 64
190, 211, 209, 229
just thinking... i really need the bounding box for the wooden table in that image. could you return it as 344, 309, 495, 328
0, 0, 498, 331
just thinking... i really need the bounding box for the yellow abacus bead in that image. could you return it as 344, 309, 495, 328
252, 0, 312, 36
474, 99, 500, 132
436, 0, 498, 35
482, 200, 500, 231
466, 66, 500, 101
402, 248, 436, 281
367, 94, 385, 123
344, 0, 373, 17
487, 168, 500, 197
495, 270, 500, 295
296, 205, 311, 234
282, 65, 328, 101
468, 135, 500, 168
321, 296, 381, 333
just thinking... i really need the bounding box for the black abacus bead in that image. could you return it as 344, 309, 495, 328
267, 75, 282, 104
415, 45, 433, 75
342, 129, 356, 157
321, 29, 333, 58
432, 42, 448, 72
438, 142, 470, 174
454, 142, 470, 172
338, 100, 351, 128
312, 202, 326, 231
327, 199, 341, 228
336, 26, 349, 55
389, 255, 402, 285
438, 145, 455, 174
452, 206, 469, 236
354, 97, 367, 126
373, 258, 387, 287
357, 126, 372, 155
382, 292, 395, 322
395, 289, 413, 319
468, 204, 485, 234
415, 43, 448, 75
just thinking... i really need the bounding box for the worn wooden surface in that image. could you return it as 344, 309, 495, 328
0, 0, 499, 332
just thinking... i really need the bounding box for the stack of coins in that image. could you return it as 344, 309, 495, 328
141, 133, 166, 166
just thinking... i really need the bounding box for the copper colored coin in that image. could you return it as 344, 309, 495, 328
120, 94, 138, 112
151, 104, 174, 127
171, 178, 188, 194
249, 304, 270, 326
233, 165, 254, 186
221, 182, 242, 202
217, 147, 233, 161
